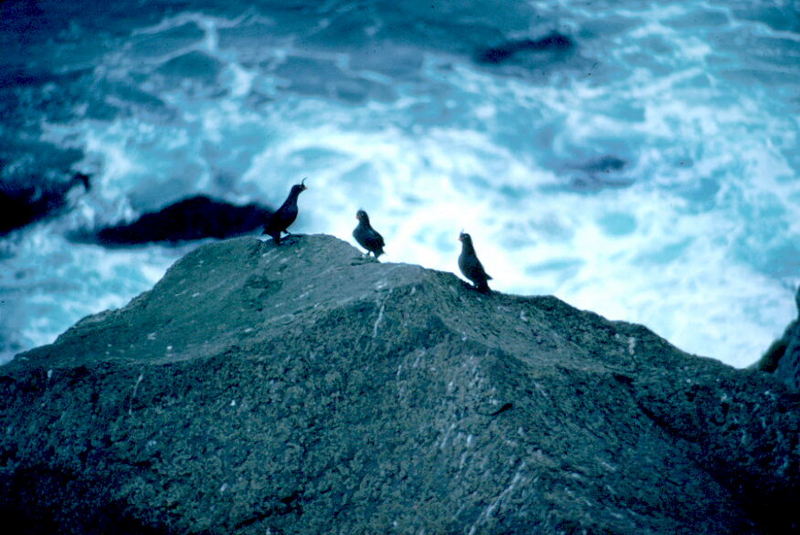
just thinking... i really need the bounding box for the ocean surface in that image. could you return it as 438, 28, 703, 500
1, 0, 798, 367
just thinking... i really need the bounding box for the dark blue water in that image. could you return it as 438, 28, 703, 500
1, 0, 799, 366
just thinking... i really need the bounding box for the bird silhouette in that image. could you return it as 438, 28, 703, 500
458, 231, 492, 293
262, 178, 307, 244
353, 209, 385, 259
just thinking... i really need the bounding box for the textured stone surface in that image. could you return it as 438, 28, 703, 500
771, 287, 800, 391
1, 234, 798, 534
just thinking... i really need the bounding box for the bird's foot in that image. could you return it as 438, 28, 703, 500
460, 280, 491, 294
350, 254, 371, 265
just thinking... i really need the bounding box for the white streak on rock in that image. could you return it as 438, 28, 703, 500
468, 463, 526, 535
128, 373, 144, 416
372, 302, 385, 338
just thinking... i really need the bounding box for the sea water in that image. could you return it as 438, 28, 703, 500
1, 0, 798, 367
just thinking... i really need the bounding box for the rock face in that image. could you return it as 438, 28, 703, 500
1, 234, 798, 535
0, 171, 90, 235
755, 287, 800, 393
70, 195, 273, 246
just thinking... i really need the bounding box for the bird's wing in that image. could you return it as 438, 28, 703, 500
262, 212, 275, 231
476, 260, 491, 280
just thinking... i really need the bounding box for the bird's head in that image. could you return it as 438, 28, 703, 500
459, 231, 471, 243
356, 209, 368, 222
291, 177, 308, 195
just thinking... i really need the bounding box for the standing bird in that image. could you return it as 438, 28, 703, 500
353, 209, 385, 259
458, 231, 492, 293
262, 178, 307, 244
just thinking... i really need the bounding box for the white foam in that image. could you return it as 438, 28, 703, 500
3, 1, 798, 369
0, 228, 176, 363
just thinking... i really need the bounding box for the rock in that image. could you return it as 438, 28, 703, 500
0, 172, 90, 235
561, 156, 635, 192
757, 286, 800, 390
73, 195, 272, 246
581, 155, 628, 174
1, 234, 798, 534
475, 32, 574, 64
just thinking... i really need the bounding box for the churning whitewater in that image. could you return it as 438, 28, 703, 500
1, 0, 798, 367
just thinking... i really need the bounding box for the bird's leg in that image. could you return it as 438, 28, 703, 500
350, 255, 368, 265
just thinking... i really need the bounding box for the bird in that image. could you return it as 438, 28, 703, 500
458, 231, 492, 293
352, 209, 385, 259
262, 178, 307, 244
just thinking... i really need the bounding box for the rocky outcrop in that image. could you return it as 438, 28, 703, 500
758, 286, 800, 391
1, 234, 798, 534
0, 172, 90, 235
68, 195, 273, 246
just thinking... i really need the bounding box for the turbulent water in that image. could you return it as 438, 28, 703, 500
1, 0, 798, 367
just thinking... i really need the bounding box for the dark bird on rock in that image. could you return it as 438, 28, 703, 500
458, 231, 492, 293
353, 209, 385, 258
262, 178, 307, 244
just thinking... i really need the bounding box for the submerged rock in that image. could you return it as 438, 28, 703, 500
0, 137, 89, 235
74, 195, 272, 246
476, 32, 574, 64
1, 234, 797, 534
0, 172, 90, 235
579, 155, 628, 174
569, 155, 635, 191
